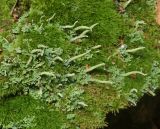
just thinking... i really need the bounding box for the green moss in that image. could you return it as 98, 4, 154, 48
30, 0, 125, 45
14, 24, 67, 49
14, 0, 127, 67
0, 95, 64, 129
0, 0, 14, 22
1, 0, 160, 128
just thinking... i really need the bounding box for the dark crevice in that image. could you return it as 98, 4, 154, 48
0, 89, 24, 102
105, 91, 160, 129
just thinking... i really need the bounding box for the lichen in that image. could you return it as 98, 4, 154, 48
0, 0, 160, 129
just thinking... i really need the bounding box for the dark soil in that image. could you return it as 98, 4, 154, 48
105, 91, 160, 129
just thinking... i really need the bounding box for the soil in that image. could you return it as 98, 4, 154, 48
105, 91, 160, 129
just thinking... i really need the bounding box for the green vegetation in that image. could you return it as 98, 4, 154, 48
0, 0, 160, 128
0, 96, 64, 129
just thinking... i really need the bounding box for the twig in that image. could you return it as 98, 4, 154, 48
46, 13, 56, 22
122, 71, 147, 77
74, 23, 98, 31
10, 0, 19, 16
1, 36, 9, 43
39, 72, 56, 77
126, 47, 145, 53
65, 73, 75, 77
107, 46, 145, 61
123, 0, 133, 9
70, 30, 90, 42
31, 49, 43, 54
53, 56, 64, 62
38, 44, 48, 49
147, 89, 156, 96
26, 56, 33, 66
91, 45, 102, 50
35, 62, 45, 68
85, 63, 105, 73
61, 21, 78, 29
89, 78, 113, 85
66, 45, 101, 64
66, 50, 91, 64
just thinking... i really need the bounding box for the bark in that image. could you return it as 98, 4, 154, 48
156, 0, 160, 25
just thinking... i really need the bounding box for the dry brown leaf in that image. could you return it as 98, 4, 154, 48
156, 0, 160, 25
0, 29, 3, 33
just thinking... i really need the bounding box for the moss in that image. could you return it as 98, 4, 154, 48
14, 24, 68, 49
0, 0, 18, 34
0, 0, 14, 22
0, 95, 64, 129
14, 0, 127, 67
30, 0, 125, 45
0, 0, 160, 128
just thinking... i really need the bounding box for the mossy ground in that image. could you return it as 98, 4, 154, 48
0, 96, 64, 129
0, 0, 159, 129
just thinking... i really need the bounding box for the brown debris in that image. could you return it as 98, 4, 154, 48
11, 0, 22, 22
154, 43, 160, 49
118, 5, 126, 14
0, 49, 2, 53
156, 0, 160, 25
0, 29, 3, 33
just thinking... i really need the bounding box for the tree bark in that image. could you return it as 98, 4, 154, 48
156, 0, 160, 25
